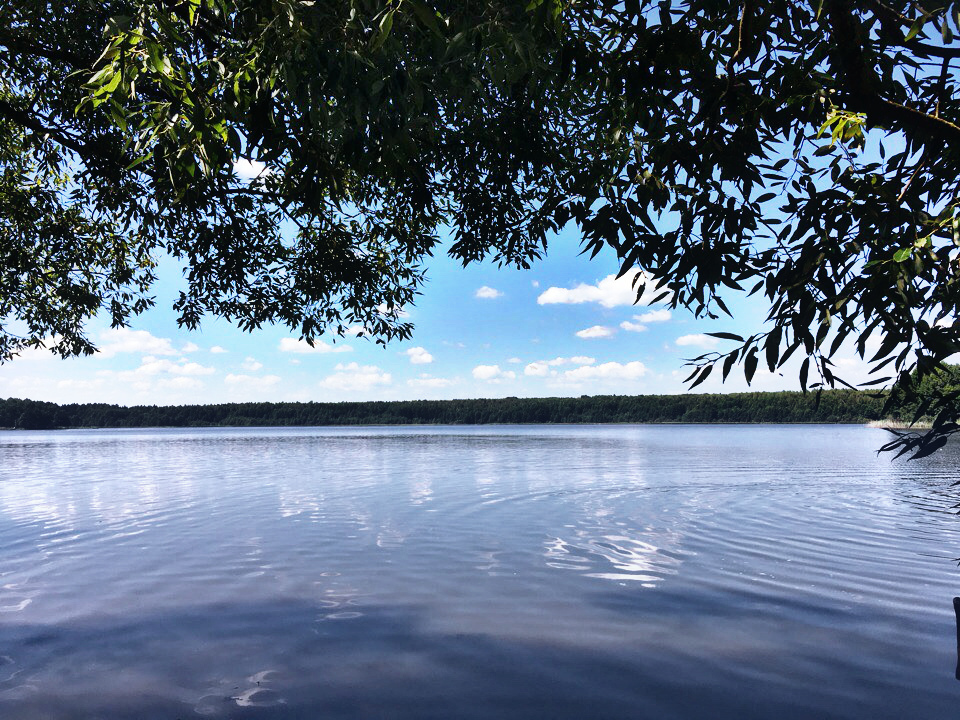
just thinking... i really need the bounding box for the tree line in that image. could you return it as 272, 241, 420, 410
0, 390, 894, 430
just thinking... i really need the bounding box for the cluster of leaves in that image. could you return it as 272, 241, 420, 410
2, 0, 578, 359
882, 362, 960, 456
556, 0, 960, 457
80, 0, 587, 331
0, 0, 157, 359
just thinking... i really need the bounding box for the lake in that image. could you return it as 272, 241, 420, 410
1, 424, 959, 718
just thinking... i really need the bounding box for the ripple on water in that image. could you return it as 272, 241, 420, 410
2, 425, 960, 720
0, 655, 18, 685
193, 671, 286, 715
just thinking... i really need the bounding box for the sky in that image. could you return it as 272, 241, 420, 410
0, 223, 883, 407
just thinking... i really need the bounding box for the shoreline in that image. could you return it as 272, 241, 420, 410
866, 419, 932, 430
0, 419, 918, 431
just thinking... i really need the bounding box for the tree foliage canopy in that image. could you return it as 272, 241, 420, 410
3, 0, 960, 454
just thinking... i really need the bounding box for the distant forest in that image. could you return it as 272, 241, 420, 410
0, 390, 896, 430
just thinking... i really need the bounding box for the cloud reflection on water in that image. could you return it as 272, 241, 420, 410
545, 530, 685, 587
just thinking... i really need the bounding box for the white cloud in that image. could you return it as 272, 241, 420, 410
181, 342, 200, 353
224, 373, 281, 388
537, 273, 670, 308
526, 356, 597, 377
407, 376, 454, 389
97, 328, 178, 357
278, 338, 352, 354
56, 378, 105, 390
234, 157, 270, 180
404, 347, 433, 364
319, 363, 391, 391
576, 325, 615, 339
621, 309, 671, 333
676, 334, 720, 350
562, 361, 648, 381
532, 280, 540, 288
475, 286, 503, 299
209, 345, 228, 354
163, 376, 205, 390
472, 365, 516, 381
242, 357, 263, 372
473, 365, 501, 380
507, 357, 523, 364
95, 356, 216, 395
525, 362, 550, 377
120, 357, 216, 378
635, 309, 672, 323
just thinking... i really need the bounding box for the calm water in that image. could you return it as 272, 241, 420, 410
1, 424, 959, 718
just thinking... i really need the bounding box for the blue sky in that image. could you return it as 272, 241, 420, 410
0, 224, 881, 406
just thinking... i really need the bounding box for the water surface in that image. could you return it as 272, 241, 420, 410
1, 424, 959, 718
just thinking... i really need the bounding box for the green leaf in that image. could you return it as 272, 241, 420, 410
407, 0, 443, 37
103, 15, 132, 36
370, 9, 395, 51
859, 376, 892, 386
125, 151, 153, 171
765, 326, 782, 372
689, 364, 713, 389
744, 349, 758, 385
893, 247, 913, 262
906, 17, 925, 42
94, 70, 123, 96
706, 331, 744, 342
87, 65, 114, 86
148, 44, 166, 75
722, 350, 738, 381
910, 435, 949, 460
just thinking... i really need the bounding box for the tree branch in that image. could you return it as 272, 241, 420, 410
0, 32, 88, 67
0, 98, 89, 156
863, 0, 960, 58
902, 40, 960, 59
865, 93, 960, 146
863, 0, 912, 28
826, 0, 960, 146
727, 0, 755, 70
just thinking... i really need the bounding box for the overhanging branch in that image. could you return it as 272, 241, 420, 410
863, 0, 960, 58
868, 95, 960, 145
0, 98, 88, 156
0, 34, 87, 66
826, 0, 960, 146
